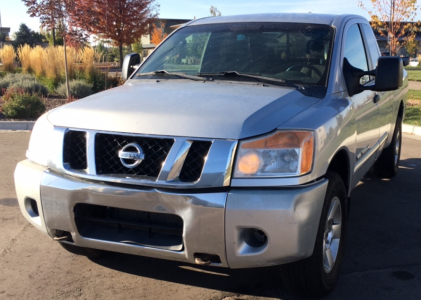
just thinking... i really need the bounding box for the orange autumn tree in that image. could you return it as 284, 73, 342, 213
69, 0, 159, 67
150, 21, 168, 45
358, 0, 419, 56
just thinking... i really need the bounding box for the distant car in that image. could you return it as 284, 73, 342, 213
410, 58, 419, 67
402, 56, 410, 66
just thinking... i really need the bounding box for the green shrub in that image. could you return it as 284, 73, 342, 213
56, 79, 93, 99
2, 92, 46, 119
0, 73, 46, 95
37, 76, 60, 94
7, 80, 48, 96
87, 69, 121, 93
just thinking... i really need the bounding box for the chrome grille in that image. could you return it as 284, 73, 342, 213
63, 131, 87, 170
60, 128, 235, 188
95, 133, 174, 179
179, 141, 212, 182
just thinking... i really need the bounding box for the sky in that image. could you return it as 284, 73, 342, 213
1, 0, 416, 37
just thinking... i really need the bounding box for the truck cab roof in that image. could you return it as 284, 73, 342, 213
188, 13, 368, 27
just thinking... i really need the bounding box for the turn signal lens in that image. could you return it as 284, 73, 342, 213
234, 131, 314, 178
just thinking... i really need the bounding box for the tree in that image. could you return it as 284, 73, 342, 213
23, 0, 65, 46
132, 40, 143, 55
13, 23, 44, 48
358, 0, 418, 56
69, 0, 159, 67
210, 6, 221, 17
150, 22, 167, 45
405, 34, 419, 56
23, 0, 75, 99
41, 27, 64, 46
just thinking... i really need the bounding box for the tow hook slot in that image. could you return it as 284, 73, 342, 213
194, 253, 221, 265
52, 230, 74, 243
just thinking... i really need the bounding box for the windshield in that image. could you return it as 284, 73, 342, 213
136, 22, 334, 87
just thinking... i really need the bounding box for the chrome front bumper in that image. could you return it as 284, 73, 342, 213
15, 160, 328, 268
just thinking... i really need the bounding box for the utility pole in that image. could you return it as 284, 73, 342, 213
389, 0, 396, 55
0, 10, 3, 49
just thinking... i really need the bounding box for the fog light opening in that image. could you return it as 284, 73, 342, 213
25, 198, 39, 218
30, 199, 39, 216
243, 228, 268, 248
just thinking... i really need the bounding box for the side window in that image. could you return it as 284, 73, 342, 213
361, 24, 380, 71
344, 24, 369, 85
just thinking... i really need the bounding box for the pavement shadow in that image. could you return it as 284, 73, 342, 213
342, 158, 421, 276
88, 158, 421, 300
91, 253, 286, 299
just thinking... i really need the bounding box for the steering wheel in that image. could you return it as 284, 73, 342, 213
286, 65, 323, 78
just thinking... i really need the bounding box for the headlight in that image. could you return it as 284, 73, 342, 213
234, 131, 314, 178
26, 113, 55, 166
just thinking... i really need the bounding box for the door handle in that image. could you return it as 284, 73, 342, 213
373, 94, 380, 104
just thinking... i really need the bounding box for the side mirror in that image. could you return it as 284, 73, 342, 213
343, 57, 403, 96
122, 53, 141, 81
374, 57, 403, 91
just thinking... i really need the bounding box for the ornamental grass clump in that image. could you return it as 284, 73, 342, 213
2, 91, 46, 119
43, 47, 61, 83
30, 46, 45, 77
57, 79, 93, 99
79, 47, 97, 81
58, 46, 78, 79
0, 45, 16, 72
17, 45, 32, 73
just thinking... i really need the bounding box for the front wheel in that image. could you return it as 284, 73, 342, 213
280, 171, 348, 298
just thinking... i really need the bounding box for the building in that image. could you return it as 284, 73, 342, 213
0, 27, 10, 48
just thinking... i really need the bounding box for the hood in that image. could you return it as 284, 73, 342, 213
47, 80, 320, 140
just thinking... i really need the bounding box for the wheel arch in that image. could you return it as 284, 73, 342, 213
326, 148, 351, 195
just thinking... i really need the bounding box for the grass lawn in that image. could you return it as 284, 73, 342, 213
405, 105, 421, 126
408, 89, 421, 100
407, 70, 421, 81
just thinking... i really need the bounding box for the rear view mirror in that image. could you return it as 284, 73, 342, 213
122, 53, 141, 81
375, 57, 403, 91
343, 57, 403, 96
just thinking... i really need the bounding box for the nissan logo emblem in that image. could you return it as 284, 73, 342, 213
118, 143, 145, 169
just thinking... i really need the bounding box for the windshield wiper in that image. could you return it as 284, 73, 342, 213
197, 71, 309, 95
136, 70, 205, 81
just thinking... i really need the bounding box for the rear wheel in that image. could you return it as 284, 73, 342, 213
374, 116, 402, 178
280, 171, 348, 298
59, 242, 102, 259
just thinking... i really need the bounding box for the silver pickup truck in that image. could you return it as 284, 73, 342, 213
15, 13, 407, 297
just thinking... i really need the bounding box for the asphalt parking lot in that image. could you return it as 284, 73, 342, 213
1, 132, 421, 300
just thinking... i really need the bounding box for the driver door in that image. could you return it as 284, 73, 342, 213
343, 22, 380, 184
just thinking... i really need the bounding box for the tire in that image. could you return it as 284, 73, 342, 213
59, 242, 102, 259
374, 116, 402, 178
280, 171, 348, 298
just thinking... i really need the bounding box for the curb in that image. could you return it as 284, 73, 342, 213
0, 121, 35, 131
402, 123, 421, 136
